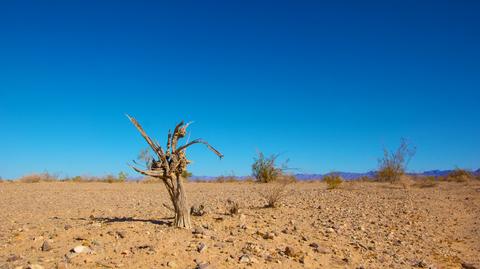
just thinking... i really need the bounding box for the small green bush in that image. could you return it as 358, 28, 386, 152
252, 152, 283, 183
323, 174, 343, 189
376, 138, 416, 183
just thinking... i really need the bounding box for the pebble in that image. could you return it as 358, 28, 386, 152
27, 265, 44, 269
41, 240, 52, 251
285, 246, 299, 257
197, 242, 207, 253
239, 254, 252, 263
72, 245, 92, 254
193, 227, 205, 235
263, 232, 275, 240
166, 261, 177, 268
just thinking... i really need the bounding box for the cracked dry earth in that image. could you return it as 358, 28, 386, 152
0, 181, 479, 269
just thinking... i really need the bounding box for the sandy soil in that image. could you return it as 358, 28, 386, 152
0, 181, 479, 269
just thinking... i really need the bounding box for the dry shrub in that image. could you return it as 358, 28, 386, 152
444, 169, 473, 182
261, 182, 290, 208
412, 176, 438, 188
323, 174, 343, 189
252, 152, 287, 183
226, 198, 240, 215
190, 204, 207, 216
18, 172, 58, 183
215, 175, 238, 183
376, 138, 416, 183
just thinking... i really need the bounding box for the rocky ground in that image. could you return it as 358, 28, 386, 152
0, 181, 479, 269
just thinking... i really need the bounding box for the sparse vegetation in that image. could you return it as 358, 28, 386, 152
252, 152, 286, 183
226, 198, 240, 215
18, 172, 58, 183
376, 138, 416, 183
323, 174, 343, 189
412, 176, 438, 188
261, 182, 290, 208
444, 168, 473, 182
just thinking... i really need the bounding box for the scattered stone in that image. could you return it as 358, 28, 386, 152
197, 242, 207, 253
166, 261, 177, 268
72, 245, 92, 254
239, 254, 252, 263
285, 246, 299, 257
41, 240, 52, 251
263, 232, 275, 240
6, 254, 21, 262
325, 228, 335, 233
193, 227, 205, 235
27, 264, 44, 269
195, 263, 210, 269
64, 224, 72, 230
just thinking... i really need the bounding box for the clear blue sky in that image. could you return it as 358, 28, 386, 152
1, 0, 479, 179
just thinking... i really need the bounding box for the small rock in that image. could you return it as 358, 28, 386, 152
239, 254, 252, 263
415, 260, 428, 268
193, 227, 205, 235
325, 228, 335, 233
285, 246, 299, 257
309, 242, 319, 248
41, 241, 52, 251
6, 254, 21, 262
197, 242, 207, 253
263, 232, 275, 240
64, 224, 72, 230
195, 263, 210, 269
166, 261, 177, 268
72, 245, 92, 254
27, 265, 44, 269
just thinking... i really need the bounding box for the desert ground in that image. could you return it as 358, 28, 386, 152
0, 181, 479, 269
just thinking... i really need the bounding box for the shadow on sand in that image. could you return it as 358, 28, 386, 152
91, 216, 172, 226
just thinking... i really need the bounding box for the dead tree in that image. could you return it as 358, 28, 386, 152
127, 115, 223, 228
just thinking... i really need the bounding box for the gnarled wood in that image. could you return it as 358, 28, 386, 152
127, 115, 222, 229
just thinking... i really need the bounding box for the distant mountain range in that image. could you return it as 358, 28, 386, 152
129, 169, 479, 181
185, 168, 480, 181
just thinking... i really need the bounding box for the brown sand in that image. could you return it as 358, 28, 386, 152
0, 181, 479, 268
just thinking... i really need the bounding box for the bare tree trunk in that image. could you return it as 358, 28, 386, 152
172, 176, 191, 229
127, 116, 222, 229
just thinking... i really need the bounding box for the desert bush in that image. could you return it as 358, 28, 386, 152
261, 182, 290, 208
215, 171, 238, 183
118, 171, 128, 182
18, 172, 58, 183
226, 198, 240, 215
252, 152, 290, 183
412, 176, 438, 188
101, 174, 123, 183
323, 174, 343, 189
376, 138, 416, 183
190, 203, 207, 216
444, 169, 473, 182
181, 170, 192, 182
